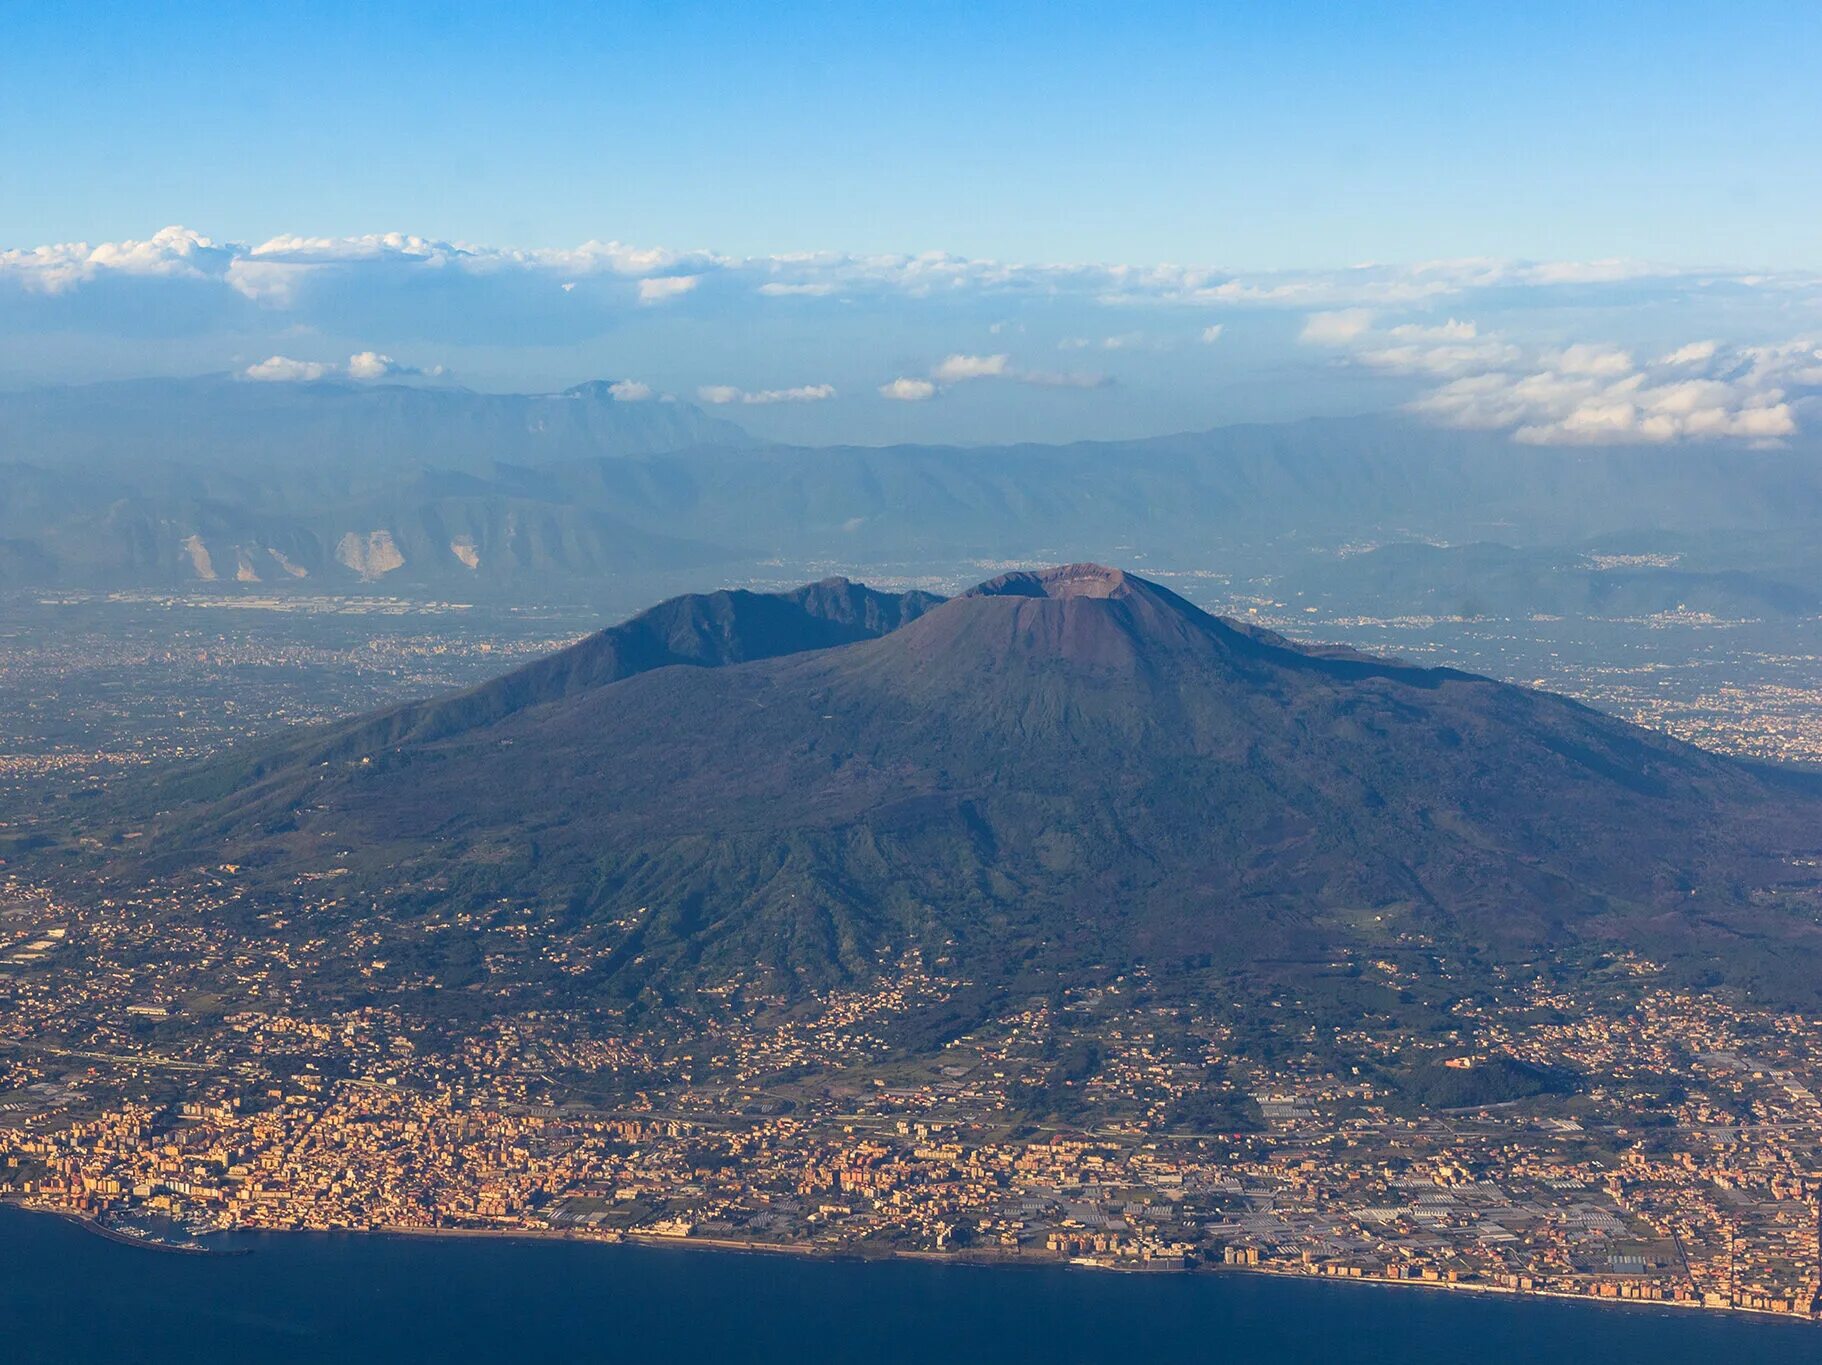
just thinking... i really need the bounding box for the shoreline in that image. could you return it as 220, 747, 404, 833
9, 1201, 233, 1256
6, 1199, 1813, 1326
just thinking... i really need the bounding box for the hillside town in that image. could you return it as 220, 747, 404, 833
4, 871, 1820, 1322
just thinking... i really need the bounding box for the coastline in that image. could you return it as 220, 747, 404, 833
8, 1200, 230, 1256
7, 1198, 1812, 1326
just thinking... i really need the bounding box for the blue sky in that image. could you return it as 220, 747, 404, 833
7, 1, 1820, 267
2, 2, 1819, 444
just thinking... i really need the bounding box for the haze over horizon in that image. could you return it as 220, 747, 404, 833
4, 2, 1818, 446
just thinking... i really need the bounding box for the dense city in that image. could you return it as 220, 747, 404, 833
3, 862, 1821, 1321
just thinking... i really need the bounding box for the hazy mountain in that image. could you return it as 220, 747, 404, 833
5, 391, 1822, 593
1289, 541, 1822, 620
0, 376, 762, 588
0, 460, 744, 587
0, 375, 752, 472
99, 565, 1822, 1005
632, 421, 1822, 563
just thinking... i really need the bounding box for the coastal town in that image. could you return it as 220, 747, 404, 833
4, 870, 1820, 1322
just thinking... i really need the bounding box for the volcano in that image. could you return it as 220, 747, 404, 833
104, 564, 1822, 1003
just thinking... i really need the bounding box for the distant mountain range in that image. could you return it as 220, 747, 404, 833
93, 565, 1822, 1007
1294, 540, 1822, 620
0, 377, 751, 588
0, 375, 751, 471
3, 377, 1822, 595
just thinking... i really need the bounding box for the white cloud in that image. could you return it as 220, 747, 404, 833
1095, 256, 1691, 310
1352, 320, 1523, 378
1308, 309, 1818, 445
899, 350, 1109, 397
1517, 259, 1654, 286
1506, 380, 1796, 445
11, 226, 1794, 319
697, 383, 835, 405
1543, 342, 1635, 377
771, 383, 836, 403
879, 377, 937, 401
757, 281, 834, 297
1387, 319, 1479, 341
1059, 330, 1163, 352
243, 355, 333, 382
7, 227, 1820, 438
223, 258, 307, 304
1401, 334, 1804, 446
1014, 369, 1113, 390
346, 351, 423, 381
247, 351, 442, 383
932, 353, 1009, 382
1743, 339, 1822, 388
1300, 309, 1376, 345
607, 380, 654, 401
0, 226, 236, 295
1658, 340, 1718, 367
638, 275, 700, 304
8, 229, 1821, 446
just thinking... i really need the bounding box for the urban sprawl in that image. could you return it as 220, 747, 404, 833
3, 874, 1821, 1321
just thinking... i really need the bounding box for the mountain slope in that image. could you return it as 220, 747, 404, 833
101, 565, 1822, 1006
168, 575, 945, 800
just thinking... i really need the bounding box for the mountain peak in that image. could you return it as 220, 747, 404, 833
966, 563, 1136, 601
882, 562, 1228, 680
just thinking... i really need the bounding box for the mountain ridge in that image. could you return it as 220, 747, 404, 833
86, 563, 1822, 1008
0, 374, 754, 471
172, 575, 945, 799
5, 391, 1822, 593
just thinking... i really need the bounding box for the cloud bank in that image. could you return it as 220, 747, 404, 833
698, 383, 836, 405
244, 351, 446, 383
879, 377, 938, 402
882, 352, 1111, 401
244, 355, 334, 382
1305, 314, 1821, 445
8, 226, 1813, 321
3, 226, 1818, 445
